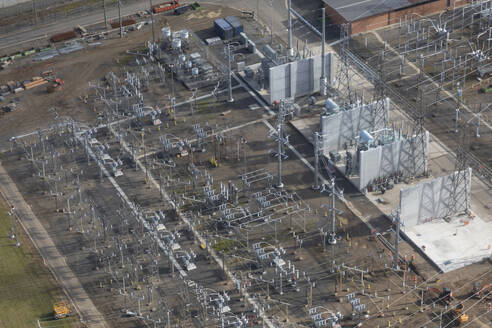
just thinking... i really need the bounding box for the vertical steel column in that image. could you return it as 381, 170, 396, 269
270, 0, 274, 44
287, 0, 293, 56
320, 7, 327, 95
313, 132, 320, 190
488, 26, 491, 51
476, 113, 481, 138
276, 122, 284, 188
150, 0, 156, 44
118, 0, 123, 38
103, 0, 108, 29
328, 178, 336, 245
276, 101, 284, 188
256, 0, 259, 21
394, 210, 400, 270
455, 84, 462, 133
227, 46, 234, 103
32, 0, 37, 25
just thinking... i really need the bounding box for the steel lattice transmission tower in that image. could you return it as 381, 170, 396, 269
371, 50, 389, 130
446, 117, 471, 217
411, 55, 429, 178
411, 87, 429, 178
335, 24, 354, 105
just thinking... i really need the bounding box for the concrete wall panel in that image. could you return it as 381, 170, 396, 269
358, 132, 429, 190
320, 99, 390, 153
269, 53, 334, 104
399, 168, 472, 228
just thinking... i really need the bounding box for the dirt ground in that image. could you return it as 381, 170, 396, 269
0, 4, 254, 151
1, 3, 491, 328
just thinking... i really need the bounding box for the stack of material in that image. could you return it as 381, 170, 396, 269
35, 49, 59, 61
50, 31, 77, 43
111, 18, 137, 28
24, 77, 48, 90
58, 42, 84, 55
152, 1, 180, 13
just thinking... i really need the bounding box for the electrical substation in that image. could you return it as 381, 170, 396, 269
0, 0, 491, 327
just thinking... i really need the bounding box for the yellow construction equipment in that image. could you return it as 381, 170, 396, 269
209, 157, 219, 168
53, 301, 71, 319
457, 313, 469, 325
452, 303, 469, 325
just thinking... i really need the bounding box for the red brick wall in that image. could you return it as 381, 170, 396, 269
388, 0, 448, 26
351, 12, 389, 34
324, 0, 470, 35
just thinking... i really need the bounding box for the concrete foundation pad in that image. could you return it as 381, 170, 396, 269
291, 115, 492, 273
406, 216, 492, 272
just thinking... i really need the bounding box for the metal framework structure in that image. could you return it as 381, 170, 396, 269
336, 24, 355, 105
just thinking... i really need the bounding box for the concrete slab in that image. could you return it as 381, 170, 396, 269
289, 116, 317, 144
291, 110, 492, 273
406, 215, 492, 272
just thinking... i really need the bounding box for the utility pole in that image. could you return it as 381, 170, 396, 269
313, 132, 320, 190
393, 209, 401, 270
320, 178, 343, 272
270, 0, 273, 44
226, 45, 234, 103
118, 0, 123, 38
256, 0, 259, 21
277, 121, 283, 188
322, 178, 343, 245
103, 0, 108, 29
287, 0, 293, 56
308, 283, 313, 308
320, 7, 327, 96
32, 0, 37, 25
170, 64, 175, 99
271, 101, 289, 188
455, 83, 462, 133
149, 0, 156, 44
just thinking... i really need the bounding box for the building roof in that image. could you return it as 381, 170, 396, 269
323, 0, 434, 22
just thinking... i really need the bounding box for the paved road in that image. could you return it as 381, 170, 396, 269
0, 1, 149, 50
0, 163, 108, 328
0, 0, 294, 51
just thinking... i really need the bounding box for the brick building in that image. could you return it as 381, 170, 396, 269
322, 0, 468, 34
